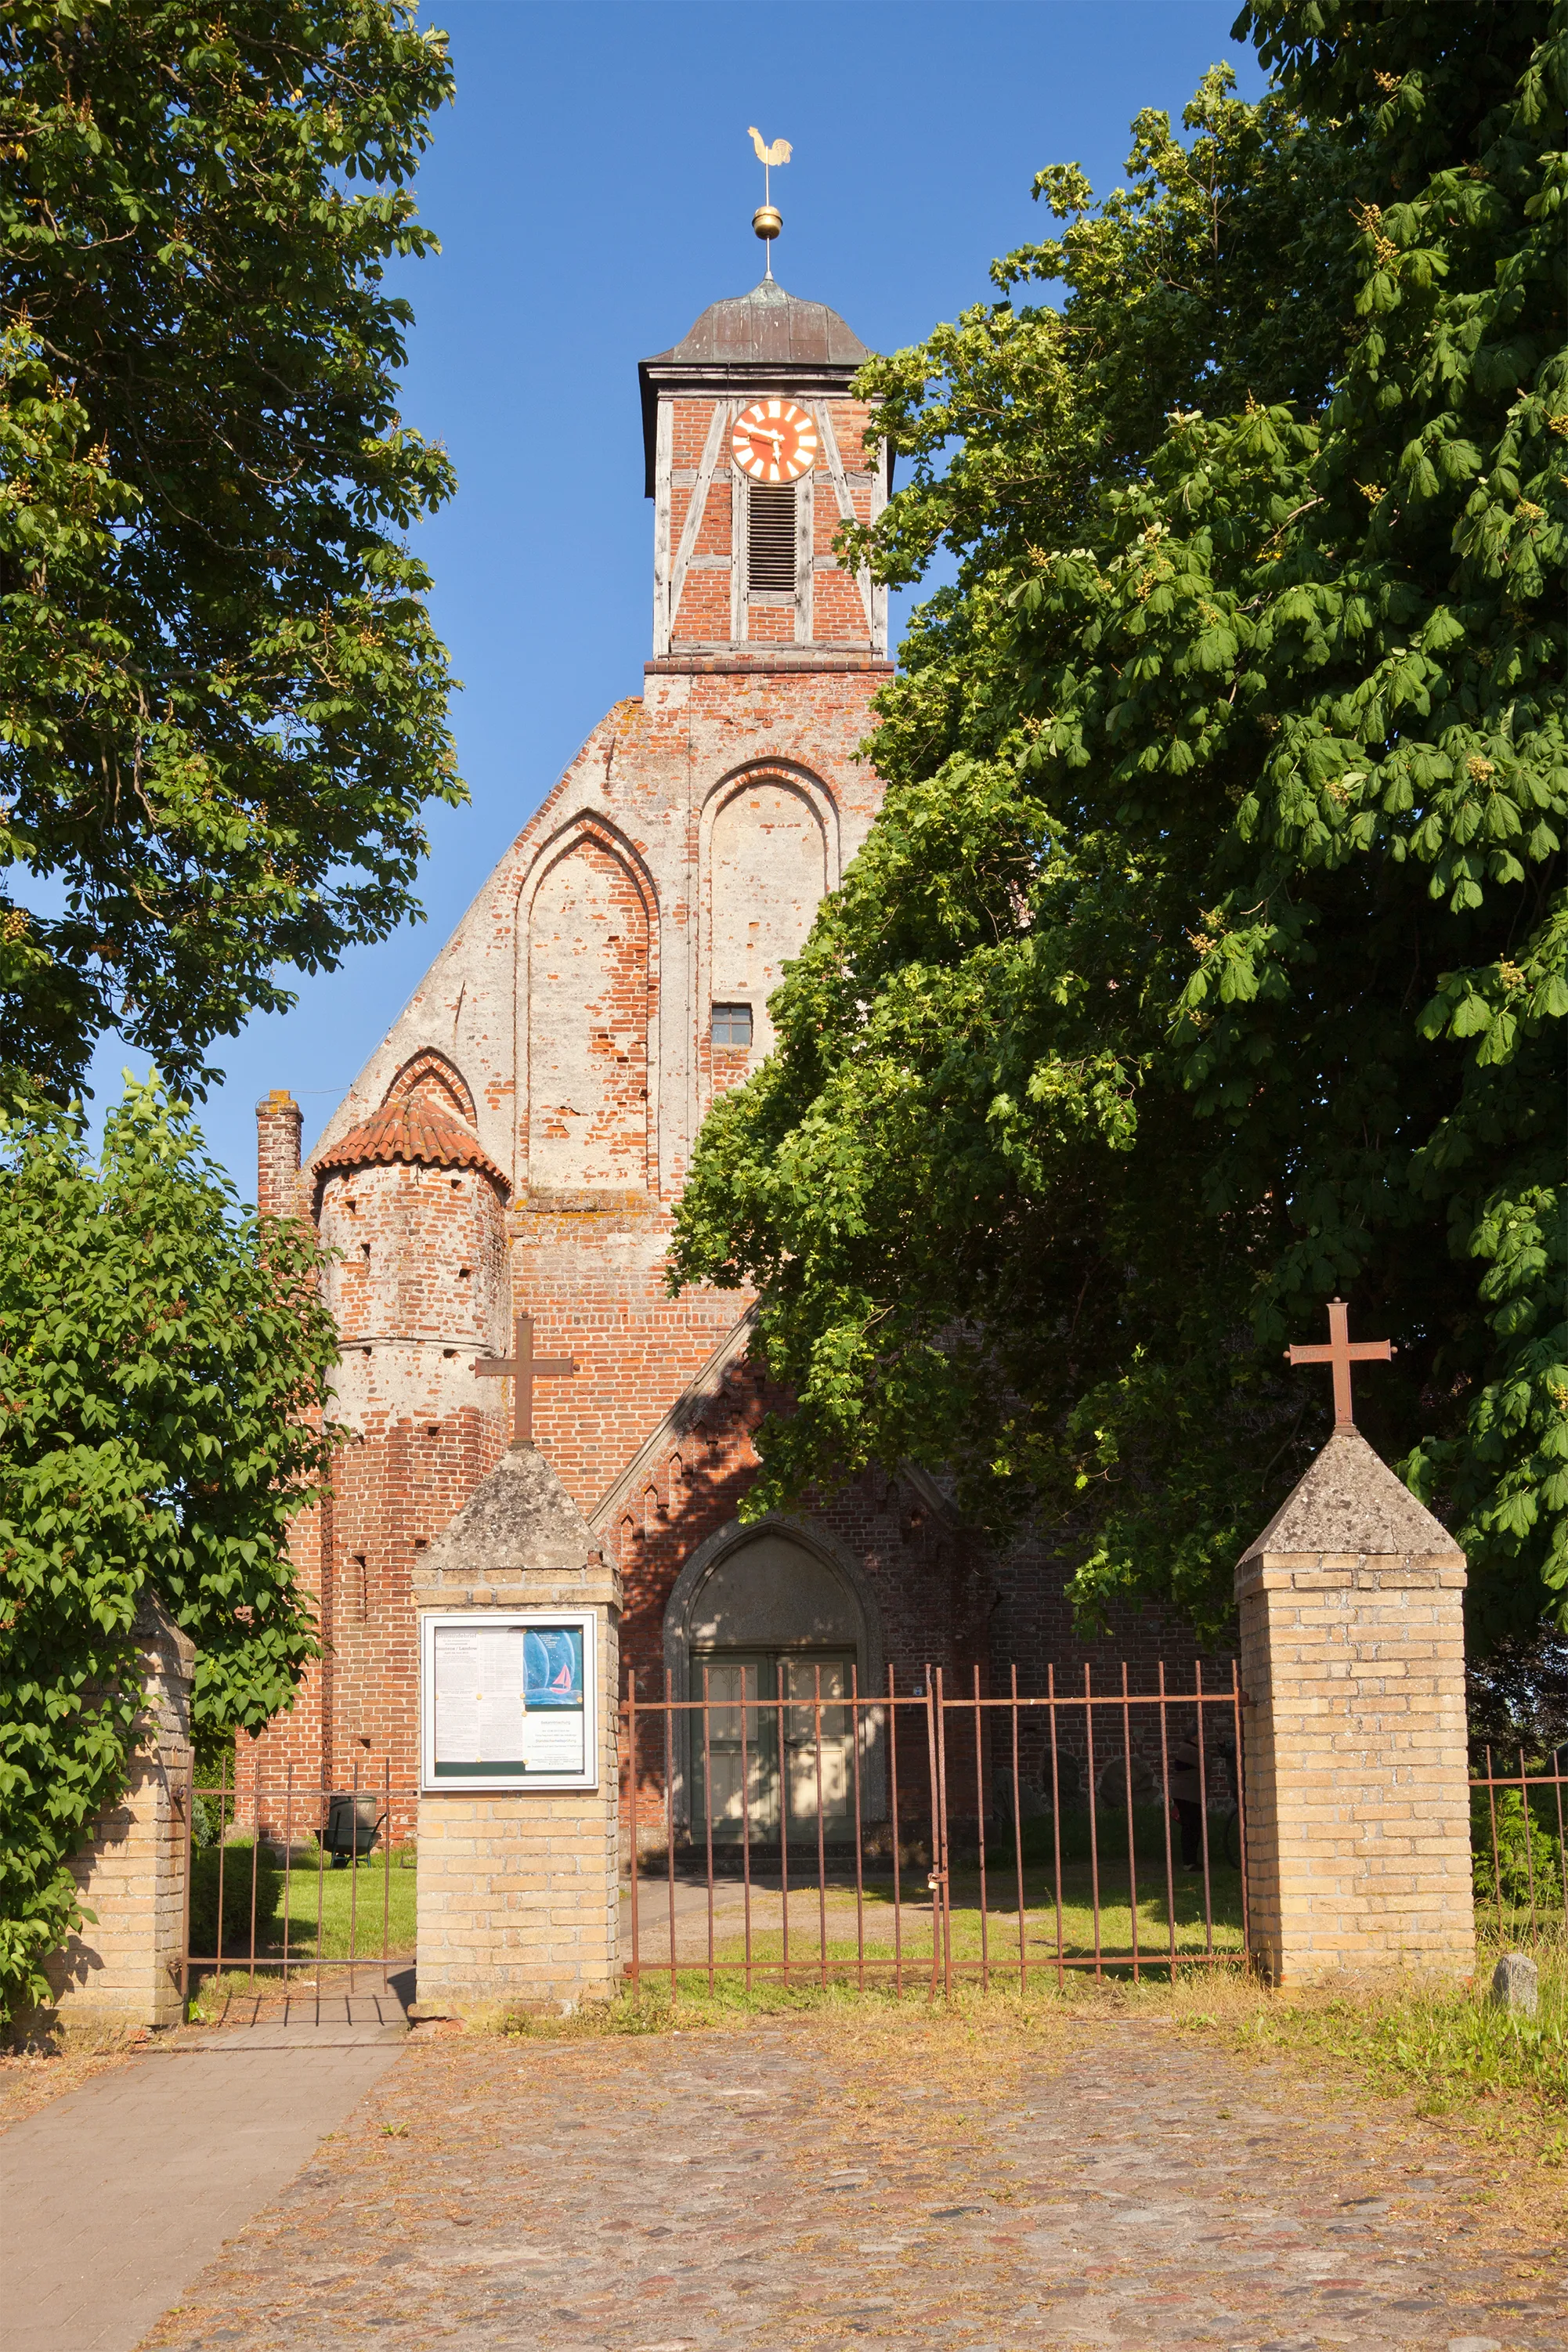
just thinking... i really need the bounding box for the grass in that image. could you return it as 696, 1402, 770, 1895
901, 1858, 1245, 1967
627, 1857, 1247, 1985
1220, 1932, 1568, 2130
269, 1847, 417, 1964
184, 1843, 416, 2003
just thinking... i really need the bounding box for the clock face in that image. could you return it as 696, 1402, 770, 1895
732, 399, 818, 484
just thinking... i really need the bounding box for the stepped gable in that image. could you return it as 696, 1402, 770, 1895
313, 1098, 510, 1196
1238, 1426, 1459, 1568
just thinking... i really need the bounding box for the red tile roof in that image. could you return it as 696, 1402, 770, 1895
313, 1099, 510, 1194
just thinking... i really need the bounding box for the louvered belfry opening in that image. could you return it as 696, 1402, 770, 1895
747, 480, 797, 594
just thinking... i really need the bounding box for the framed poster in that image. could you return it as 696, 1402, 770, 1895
420, 1610, 598, 1791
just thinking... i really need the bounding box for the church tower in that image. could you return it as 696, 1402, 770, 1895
258, 233, 991, 1816
641, 275, 887, 665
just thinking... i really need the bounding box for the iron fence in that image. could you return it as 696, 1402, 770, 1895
175, 1693, 1565, 2015
1470, 1747, 1567, 1947
179, 1755, 416, 2003
620, 1660, 1250, 1996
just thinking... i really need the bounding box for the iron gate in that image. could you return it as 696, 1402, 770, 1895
178, 1755, 417, 2005
620, 1659, 1251, 1994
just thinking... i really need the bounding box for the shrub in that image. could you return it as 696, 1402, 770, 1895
186, 1842, 280, 1962
1472, 1787, 1564, 1913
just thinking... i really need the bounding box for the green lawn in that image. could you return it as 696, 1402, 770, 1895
269, 1847, 417, 1963
630, 1859, 1248, 1990
186, 1842, 416, 1982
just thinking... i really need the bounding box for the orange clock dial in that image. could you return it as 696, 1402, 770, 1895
732, 399, 818, 483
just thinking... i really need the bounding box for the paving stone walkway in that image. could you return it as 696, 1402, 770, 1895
0, 2010, 406, 2352
139, 2011, 1566, 2350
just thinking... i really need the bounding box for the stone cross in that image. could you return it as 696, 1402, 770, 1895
1285, 1295, 1394, 1429
473, 1312, 577, 1447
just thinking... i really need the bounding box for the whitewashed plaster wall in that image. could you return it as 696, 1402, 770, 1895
708, 775, 830, 1064
309, 673, 879, 1212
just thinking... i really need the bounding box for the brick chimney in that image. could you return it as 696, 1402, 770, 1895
255, 1088, 303, 1219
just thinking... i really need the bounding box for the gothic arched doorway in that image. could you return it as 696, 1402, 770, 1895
662, 1519, 885, 1843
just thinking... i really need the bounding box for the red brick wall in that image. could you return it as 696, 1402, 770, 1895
526, 829, 653, 1193
255, 1089, 303, 1219
666, 391, 880, 651
255, 340, 1224, 1830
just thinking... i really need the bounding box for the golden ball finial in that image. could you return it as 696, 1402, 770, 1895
752, 203, 782, 241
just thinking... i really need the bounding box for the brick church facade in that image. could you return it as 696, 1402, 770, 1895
255, 269, 1212, 1832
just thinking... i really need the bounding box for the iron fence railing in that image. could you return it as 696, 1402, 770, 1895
178, 1755, 415, 2003
1470, 1747, 1567, 1946
175, 1694, 1565, 2015
620, 1660, 1250, 1996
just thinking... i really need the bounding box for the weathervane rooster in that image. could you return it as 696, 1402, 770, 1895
747, 127, 791, 272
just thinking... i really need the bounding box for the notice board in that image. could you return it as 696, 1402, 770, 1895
420, 1610, 598, 1790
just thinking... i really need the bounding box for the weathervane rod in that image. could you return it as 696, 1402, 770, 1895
748, 125, 790, 280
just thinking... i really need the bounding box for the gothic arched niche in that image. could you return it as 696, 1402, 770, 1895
709, 776, 828, 1062
384, 1048, 477, 1125
687, 1530, 861, 1649
526, 830, 652, 1192
661, 1516, 887, 1832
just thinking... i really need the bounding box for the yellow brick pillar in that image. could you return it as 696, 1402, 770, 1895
1236, 1428, 1473, 1986
41, 1596, 194, 2029
414, 1446, 620, 2014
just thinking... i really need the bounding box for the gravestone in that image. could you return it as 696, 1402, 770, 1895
1236, 1425, 1474, 1985
413, 1444, 620, 2013
40, 1595, 193, 2029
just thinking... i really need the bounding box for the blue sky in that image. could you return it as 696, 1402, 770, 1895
83, 0, 1266, 1198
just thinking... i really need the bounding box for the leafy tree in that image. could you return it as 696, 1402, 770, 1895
0, 1078, 340, 2021
670, 2, 1566, 1649
0, 2, 461, 1109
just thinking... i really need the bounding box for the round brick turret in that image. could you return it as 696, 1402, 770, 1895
314, 1086, 511, 1433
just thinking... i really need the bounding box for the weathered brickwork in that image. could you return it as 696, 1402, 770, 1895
42, 1598, 193, 2028
1235, 1429, 1475, 1984
255, 1086, 305, 1221
253, 273, 1223, 1837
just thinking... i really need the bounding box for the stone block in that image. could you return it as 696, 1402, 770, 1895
38, 1597, 194, 2029
1491, 1951, 1538, 2018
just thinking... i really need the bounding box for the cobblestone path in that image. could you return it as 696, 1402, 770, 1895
142, 2012, 1566, 2350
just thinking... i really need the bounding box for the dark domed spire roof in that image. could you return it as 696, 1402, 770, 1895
656, 276, 868, 368
638, 276, 872, 497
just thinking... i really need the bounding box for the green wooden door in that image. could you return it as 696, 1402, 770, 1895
690, 1651, 856, 1844
692, 1655, 776, 1842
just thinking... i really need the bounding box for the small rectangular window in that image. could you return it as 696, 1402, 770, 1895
747, 481, 797, 594
712, 1002, 753, 1050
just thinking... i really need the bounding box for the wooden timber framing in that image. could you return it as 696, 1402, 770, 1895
811, 402, 878, 650
651, 386, 887, 656
663, 399, 732, 653
793, 470, 815, 646
729, 468, 745, 644
652, 399, 674, 656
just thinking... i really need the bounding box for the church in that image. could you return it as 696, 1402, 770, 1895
253, 238, 1207, 1836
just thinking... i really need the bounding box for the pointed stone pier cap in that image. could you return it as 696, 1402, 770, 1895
416, 1444, 618, 1609
1237, 1425, 1463, 1592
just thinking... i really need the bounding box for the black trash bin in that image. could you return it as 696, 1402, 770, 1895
322, 1792, 384, 1869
